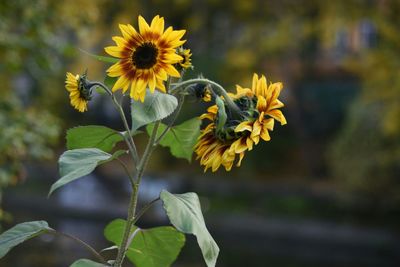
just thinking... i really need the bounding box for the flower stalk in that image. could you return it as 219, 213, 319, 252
171, 78, 242, 117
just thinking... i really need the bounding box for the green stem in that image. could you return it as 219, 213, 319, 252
170, 78, 241, 116
113, 119, 161, 267
113, 183, 139, 266
90, 82, 140, 166
48, 230, 107, 264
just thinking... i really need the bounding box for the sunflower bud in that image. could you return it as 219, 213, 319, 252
176, 47, 193, 70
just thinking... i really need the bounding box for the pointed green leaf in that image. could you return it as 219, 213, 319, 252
67, 126, 124, 153
0, 221, 52, 258
49, 148, 113, 196
79, 48, 119, 63
131, 90, 178, 132
146, 118, 201, 162
104, 219, 185, 267
70, 259, 107, 267
160, 190, 219, 267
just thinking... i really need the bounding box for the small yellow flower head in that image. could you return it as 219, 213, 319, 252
176, 47, 192, 69
195, 73, 287, 172
65, 72, 92, 112
105, 15, 186, 102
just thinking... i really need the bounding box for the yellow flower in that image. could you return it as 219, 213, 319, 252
177, 47, 192, 69
65, 72, 90, 112
194, 120, 246, 172
234, 73, 287, 145
195, 73, 287, 172
105, 15, 186, 102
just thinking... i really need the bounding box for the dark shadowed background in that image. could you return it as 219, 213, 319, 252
1, 0, 399, 266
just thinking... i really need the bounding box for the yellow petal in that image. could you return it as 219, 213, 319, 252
207, 105, 218, 114
260, 127, 271, 141
236, 152, 245, 167
252, 73, 258, 95
246, 137, 254, 151
106, 63, 123, 76
151, 15, 164, 35
267, 109, 287, 125
256, 95, 267, 112
235, 121, 253, 132
168, 29, 186, 42
138, 15, 150, 35
250, 120, 262, 144
164, 53, 183, 63
148, 73, 156, 93
156, 78, 166, 92
104, 46, 124, 58
112, 76, 129, 92
164, 64, 180, 77
112, 36, 129, 47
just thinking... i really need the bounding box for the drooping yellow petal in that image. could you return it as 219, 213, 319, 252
236, 152, 245, 167
267, 109, 287, 125
235, 121, 253, 132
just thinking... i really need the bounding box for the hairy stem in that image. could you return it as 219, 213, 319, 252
170, 78, 241, 116
113, 119, 161, 267
113, 183, 138, 266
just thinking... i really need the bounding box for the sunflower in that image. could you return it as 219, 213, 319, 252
65, 72, 91, 112
177, 47, 192, 69
194, 108, 246, 172
105, 15, 186, 102
195, 73, 287, 172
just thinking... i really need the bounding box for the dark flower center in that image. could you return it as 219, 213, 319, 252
132, 42, 158, 69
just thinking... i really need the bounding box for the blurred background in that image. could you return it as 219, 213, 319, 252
1, 0, 399, 266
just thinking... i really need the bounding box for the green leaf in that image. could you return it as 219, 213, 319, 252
104, 219, 185, 267
66, 126, 124, 153
49, 148, 114, 196
70, 259, 107, 267
79, 48, 119, 63
131, 90, 178, 132
104, 76, 118, 89
160, 190, 219, 267
215, 97, 227, 132
0, 221, 52, 258
146, 118, 201, 162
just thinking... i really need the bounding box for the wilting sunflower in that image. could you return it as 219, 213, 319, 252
195, 109, 246, 172
65, 72, 91, 112
176, 47, 192, 69
105, 15, 186, 102
195, 73, 287, 172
